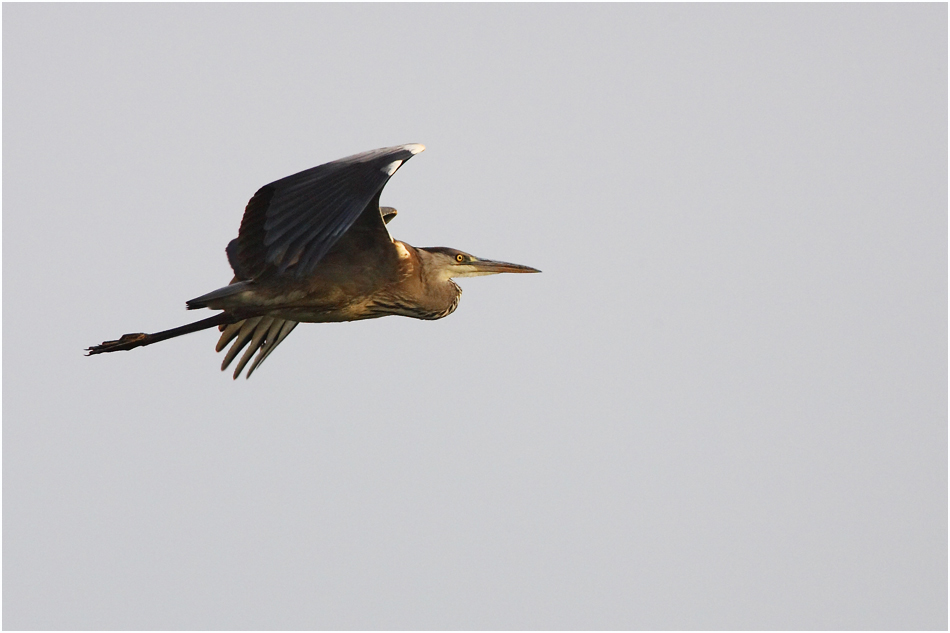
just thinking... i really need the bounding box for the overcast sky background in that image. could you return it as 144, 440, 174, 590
3, 4, 946, 630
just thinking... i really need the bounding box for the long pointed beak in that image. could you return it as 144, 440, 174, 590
469, 258, 541, 274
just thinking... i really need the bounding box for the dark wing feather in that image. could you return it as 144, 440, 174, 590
227, 144, 424, 280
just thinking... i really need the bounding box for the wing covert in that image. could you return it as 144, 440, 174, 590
227, 143, 424, 280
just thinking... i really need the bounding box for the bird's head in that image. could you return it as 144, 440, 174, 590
420, 247, 540, 281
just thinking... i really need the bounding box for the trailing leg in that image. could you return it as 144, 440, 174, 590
86, 312, 236, 355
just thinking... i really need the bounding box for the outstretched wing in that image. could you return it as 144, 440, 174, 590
216, 316, 299, 379
227, 143, 424, 280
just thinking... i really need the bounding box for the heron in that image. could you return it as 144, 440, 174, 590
86, 144, 540, 378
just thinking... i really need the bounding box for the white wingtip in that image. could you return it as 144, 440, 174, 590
382, 160, 403, 176
403, 143, 425, 155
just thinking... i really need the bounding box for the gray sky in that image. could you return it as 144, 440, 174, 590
4, 4, 946, 629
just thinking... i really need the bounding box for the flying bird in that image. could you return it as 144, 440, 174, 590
86, 144, 540, 378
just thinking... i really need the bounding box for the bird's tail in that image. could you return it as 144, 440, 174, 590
85, 312, 236, 356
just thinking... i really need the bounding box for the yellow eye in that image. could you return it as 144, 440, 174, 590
456, 254, 465, 263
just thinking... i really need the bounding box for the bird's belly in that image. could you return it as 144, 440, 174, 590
268, 309, 375, 323
265, 298, 382, 323
221, 275, 369, 322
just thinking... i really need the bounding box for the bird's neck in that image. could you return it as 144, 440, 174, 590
410, 246, 462, 320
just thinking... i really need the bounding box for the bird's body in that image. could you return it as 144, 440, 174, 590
87, 144, 539, 378
192, 241, 460, 323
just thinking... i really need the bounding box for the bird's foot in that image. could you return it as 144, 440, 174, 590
85, 333, 148, 355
